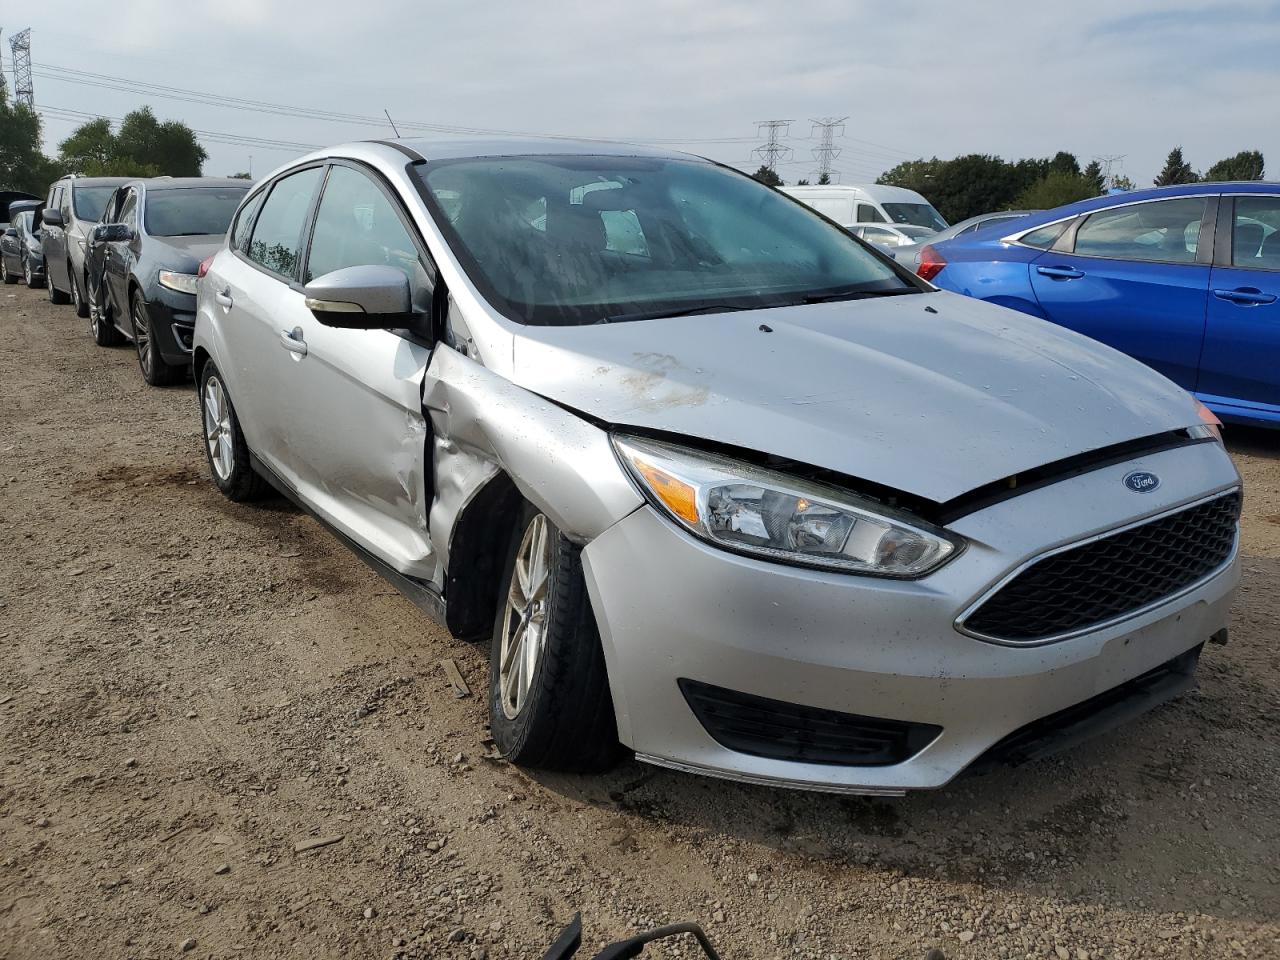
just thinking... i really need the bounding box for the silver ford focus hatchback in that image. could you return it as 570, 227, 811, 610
193, 138, 1241, 795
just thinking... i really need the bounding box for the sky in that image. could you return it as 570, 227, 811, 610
7, 0, 1280, 187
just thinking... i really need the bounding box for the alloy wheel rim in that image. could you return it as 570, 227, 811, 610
1, 260, 7, 282
498, 513, 553, 720
203, 376, 234, 481
24, 261, 31, 284
132, 300, 151, 371
71, 277, 80, 311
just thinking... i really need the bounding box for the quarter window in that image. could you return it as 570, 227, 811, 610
1231, 197, 1280, 270
247, 167, 323, 278
1073, 197, 1207, 264
230, 189, 265, 253
857, 203, 887, 223
1019, 221, 1068, 249
305, 165, 432, 311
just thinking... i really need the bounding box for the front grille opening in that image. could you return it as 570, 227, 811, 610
964, 490, 1240, 643
679, 679, 941, 767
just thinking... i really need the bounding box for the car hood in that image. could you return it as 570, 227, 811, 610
511, 292, 1202, 504
148, 235, 225, 271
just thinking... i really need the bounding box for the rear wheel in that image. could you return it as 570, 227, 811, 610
488, 504, 620, 772
130, 290, 182, 386
47, 263, 69, 304
69, 268, 90, 318
199, 360, 269, 502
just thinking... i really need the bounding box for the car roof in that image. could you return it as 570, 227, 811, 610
136, 177, 254, 191
1019, 182, 1280, 226
62, 177, 132, 188
388, 136, 693, 162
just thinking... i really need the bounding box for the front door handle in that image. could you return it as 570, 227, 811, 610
214, 288, 234, 308
1037, 265, 1085, 280
1213, 287, 1276, 306
280, 326, 308, 356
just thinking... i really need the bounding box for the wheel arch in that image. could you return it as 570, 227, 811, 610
443, 470, 524, 641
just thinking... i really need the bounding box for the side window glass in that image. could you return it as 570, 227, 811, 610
118, 193, 138, 230
231, 190, 265, 253
1019, 221, 1068, 249
858, 204, 887, 224
1232, 197, 1280, 270
247, 167, 324, 278
305, 165, 432, 311
1073, 198, 1207, 263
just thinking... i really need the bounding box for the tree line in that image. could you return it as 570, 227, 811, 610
752, 147, 1266, 223
1, 82, 208, 196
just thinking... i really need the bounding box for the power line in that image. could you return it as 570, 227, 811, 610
37, 104, 320, 154
9, 27, 33, 108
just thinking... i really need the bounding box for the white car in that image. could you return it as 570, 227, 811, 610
193, 138, 1240, 795
848, 223, 937, 249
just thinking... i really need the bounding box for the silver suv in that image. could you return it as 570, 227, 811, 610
194, 139, 1240, 794
41, 175, 130, 317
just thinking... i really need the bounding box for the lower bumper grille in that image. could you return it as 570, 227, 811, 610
964, 490, 1240, 643
679, 679, 941, 766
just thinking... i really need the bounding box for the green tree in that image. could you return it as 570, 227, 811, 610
230, 171, 253, 180
1083, 160, 1106, 194
1154, 146, 1198, 186
817, 172, 831, 185
751, 165, 783, 187
1202, 150, 1264, 182
0, 83, 62, 194
57, 108, 205, 178
1111, 174, 1136, 192
1016, 171, 1101, 210
1047, 151, 1081, 177
879, 154, 1021, 223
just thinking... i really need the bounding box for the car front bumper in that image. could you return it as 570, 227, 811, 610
581, 440, 1240, 794
144, 287, 198, 364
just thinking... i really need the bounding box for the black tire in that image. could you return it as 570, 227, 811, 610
130, 289, 183, 386
47, 263, 70, 304
23, 257, 44, 289
70, 267, 90, 318
488, 503, 620, 772
198, 360, 269, 502
90, 287, 123, 346
0, 258, 16, 284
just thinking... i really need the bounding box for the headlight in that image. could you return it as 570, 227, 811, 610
613, 436, 960, 577
1189, 399, 1223, 443
158, 270, 199, 295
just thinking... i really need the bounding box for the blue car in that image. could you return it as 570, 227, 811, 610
921, 183, 1280, 427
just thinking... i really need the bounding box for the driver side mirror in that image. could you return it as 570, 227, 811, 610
303, 265, 412, 329
42, 208, 64, 228
93, 223, 135, 243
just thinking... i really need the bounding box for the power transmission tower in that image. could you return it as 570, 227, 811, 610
1093, 154, 1126, 189
810, 117, 847, 184
752, 120, 793, 177
0, 28, 6, 100
9, 27, 33, 108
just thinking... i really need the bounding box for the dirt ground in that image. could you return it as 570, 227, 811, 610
1, 283, 1279, 960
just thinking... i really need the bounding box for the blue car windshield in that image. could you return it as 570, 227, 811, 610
415, 156, 915, 326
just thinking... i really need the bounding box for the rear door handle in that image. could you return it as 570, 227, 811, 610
1037, 265, 1085, 280
1213, 287, 1276, 306
214, 288, 233, 308
280, 326, 308, 356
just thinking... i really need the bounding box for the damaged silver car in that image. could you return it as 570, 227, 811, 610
193, 139, 1241, 795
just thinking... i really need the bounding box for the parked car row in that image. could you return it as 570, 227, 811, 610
22, 143, 1244, 796
920, 182, 1280, 428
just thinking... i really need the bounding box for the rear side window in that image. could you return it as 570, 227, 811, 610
1231, 196, 1280, 270
1019, 221, 1068, 249
247, 167, 324, 278
231, 190, 265, 253
1073, 197, 1207, 264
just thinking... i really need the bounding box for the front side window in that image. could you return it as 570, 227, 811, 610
306, 165, 432, 311
882, 202, 948, 230
857, 203, 887, 223
230, 190, 265, 253
118, 192, 138, 230
1073, 197, 1207, 264
417, 156, 913, 326
72, 185, 118, 223
145, 187, 249, 237
1231, 196, 1280, 269
246, 167, 323, 278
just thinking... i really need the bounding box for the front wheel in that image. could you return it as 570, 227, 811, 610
69, 268, 90, 318
90, 286, 123, 346
0, 258, 15, 285
198, 360, 269, 502
47, 264, 70, 304
130, 290, 183, 386
488, 504, 620, 772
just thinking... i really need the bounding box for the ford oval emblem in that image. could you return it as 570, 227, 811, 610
1123, 470, 1160, 493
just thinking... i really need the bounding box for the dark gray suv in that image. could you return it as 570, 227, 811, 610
40, 175, 129, 316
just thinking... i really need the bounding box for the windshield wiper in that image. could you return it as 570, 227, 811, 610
601, 304, 754, 324
801, 287, 918, 305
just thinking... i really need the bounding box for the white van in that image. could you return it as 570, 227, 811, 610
781, 184, 948, 232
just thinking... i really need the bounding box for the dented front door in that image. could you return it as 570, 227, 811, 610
277, 319, 436, 580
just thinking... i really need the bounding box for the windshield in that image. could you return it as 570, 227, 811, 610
145, 187, 249, 237
73, 186, 118, 222
416, 156, 914, 326
882, 202, 948, 230
896, 225, 937, 240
